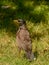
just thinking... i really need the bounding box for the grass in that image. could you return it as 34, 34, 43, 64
0, 0, 49, 65
0, 21, 49, 65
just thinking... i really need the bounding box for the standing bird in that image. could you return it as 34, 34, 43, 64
16, 19, 35, 61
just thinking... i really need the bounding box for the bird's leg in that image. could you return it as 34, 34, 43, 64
17, 47, 21, 58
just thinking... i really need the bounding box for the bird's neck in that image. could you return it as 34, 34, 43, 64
20, 24, 26, 30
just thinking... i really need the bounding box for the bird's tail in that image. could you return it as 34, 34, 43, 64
26, 51, 35, 61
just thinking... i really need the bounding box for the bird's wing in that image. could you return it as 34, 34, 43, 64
16, 28, 31, 42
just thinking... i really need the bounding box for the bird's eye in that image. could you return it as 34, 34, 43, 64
18, 20, 20, 22
18, 19, 23, 22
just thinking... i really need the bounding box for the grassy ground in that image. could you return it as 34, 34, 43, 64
0, 21, 49, 65
0, 0, 49, 65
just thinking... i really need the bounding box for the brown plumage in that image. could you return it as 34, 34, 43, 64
16, 19, 35, 61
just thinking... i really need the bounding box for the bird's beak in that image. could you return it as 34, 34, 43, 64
13, 20, 18, 23
13, 20, 20, 27
13, 20, 19, 24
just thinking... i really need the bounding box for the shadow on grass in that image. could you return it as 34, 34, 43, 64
0, 18, 18, 37
34, 51, 39, 59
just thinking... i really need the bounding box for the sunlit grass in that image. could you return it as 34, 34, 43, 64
0, 20, 49, 65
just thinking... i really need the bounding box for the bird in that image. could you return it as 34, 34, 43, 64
16, 19, 35, 61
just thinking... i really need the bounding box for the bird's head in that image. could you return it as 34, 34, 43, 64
18, 19, 26, 25
13, 19, 26, 26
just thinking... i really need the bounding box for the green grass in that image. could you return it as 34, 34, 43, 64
0, 21, 49, 65
0, 0, 49, 65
